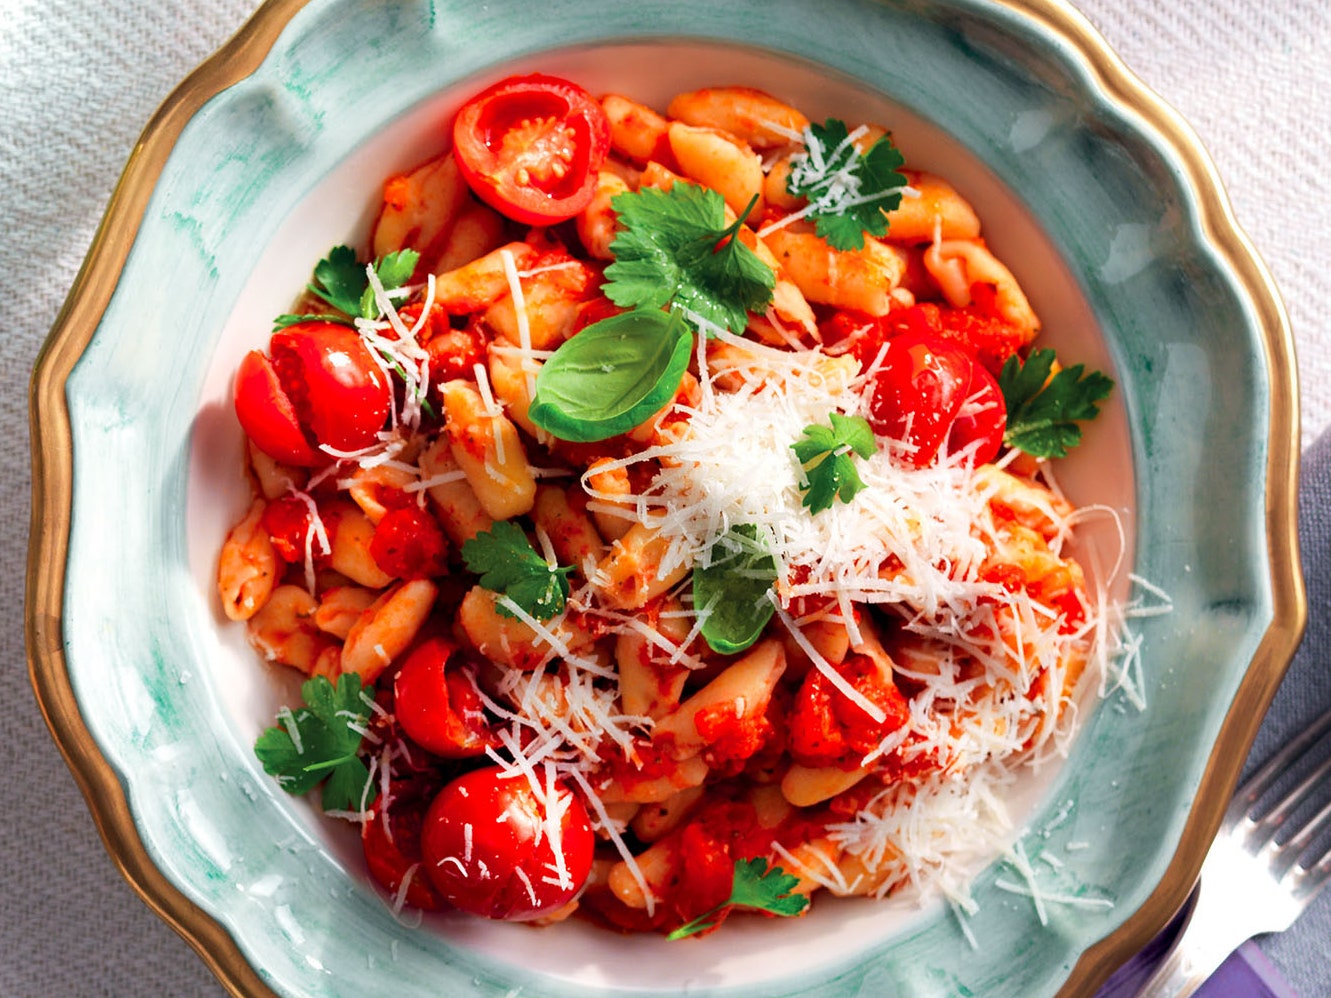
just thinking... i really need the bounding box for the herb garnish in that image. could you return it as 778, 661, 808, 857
785, 119, 909, 251
528, 309, 693, 443
602, 183, 775, 336
253, 674, 378, 813
693, 524, 779, 655
667, 858, 809, 940
461, 521, 574, 620
792, 412, 876, 514
274, 246, 419, 329
999, 348, 1114, 458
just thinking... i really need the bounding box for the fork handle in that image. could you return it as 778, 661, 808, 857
1133, 880, 1252, 998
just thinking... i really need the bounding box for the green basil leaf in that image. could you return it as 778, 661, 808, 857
528, 308, 693, 443
694, 524, 779, 655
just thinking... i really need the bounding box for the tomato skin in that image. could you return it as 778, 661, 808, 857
452, 73, 611, 225
392, 638, 495, 758
420, 765, 594, 921
235, 322, 392, 465
270, 322, 392, 452
822, 300, 1027, 376
370, 506, 449, 580
362, 778, 446, 911
673, 822, 735, 931
233, 349, 321, 466
787, 653, 910, 769
260, 494, 318, 563
868, 331, 973, 467
694, 701, 773, 772
398, 302, 489, 386
949, 360, 1006, 465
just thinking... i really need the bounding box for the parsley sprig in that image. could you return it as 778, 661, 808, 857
461, 521, 574, 620
253, 674, 378, 813
603, 183, 775, 336
667, 858, 809, 940
786, 119, 909, 251
999, 348, 1114, 458
792, 412, 877, 514
274, 245, 419, 330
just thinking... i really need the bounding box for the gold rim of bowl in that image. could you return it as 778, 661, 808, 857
25, 0, 1306, 995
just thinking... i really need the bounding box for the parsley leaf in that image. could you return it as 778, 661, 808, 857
461, 521, 574, 620
603, 183, 775, 336
667, 858, 809, 939
792, 412, 876, 514
693, 524, 778, 655
786, 119, 909, 251
274, 245, 420, 328
358, 249, 419, 319
253, 674, 377, 813
999, 348, 1114, 458
307, 245, 368, 317
272, 312, 346, 331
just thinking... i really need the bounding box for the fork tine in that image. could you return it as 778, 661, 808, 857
1251, 747, 1331, 840
1300, 841, 1331, 900
1283, 799, 1331, 906
1282, 794, 1331, 857
1232, 704, 1331, 819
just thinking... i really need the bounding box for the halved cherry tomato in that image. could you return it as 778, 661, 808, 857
392, 637, 495, 758
362, 777, 446, 911
233, 349, 319, 466
452, 73, 611, 225
234, 321, 392, 466
419, 765, 594, 921
867, 331, 973, 467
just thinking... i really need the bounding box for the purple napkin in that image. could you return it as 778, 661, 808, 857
1092, 427, 1331, 997
1095, 939, 1298, 998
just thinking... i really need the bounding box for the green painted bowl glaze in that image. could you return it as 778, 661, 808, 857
41, 0, 1302, 996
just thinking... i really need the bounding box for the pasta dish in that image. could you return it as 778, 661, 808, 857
216, 74, 1118, 938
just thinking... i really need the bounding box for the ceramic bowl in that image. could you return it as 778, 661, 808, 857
28, 0, 1303, 995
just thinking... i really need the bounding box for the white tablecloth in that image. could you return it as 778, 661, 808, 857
3, 0, 1327, 994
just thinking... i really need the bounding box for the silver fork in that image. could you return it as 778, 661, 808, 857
1135, 705, 1331, 997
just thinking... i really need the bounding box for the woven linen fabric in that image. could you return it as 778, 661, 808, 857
2, 0, 1328, 996
3, 3, 257, 996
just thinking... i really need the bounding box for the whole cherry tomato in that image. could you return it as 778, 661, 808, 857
370, 506, 449, 580
419, 765, 594, 920
392, 637, 495, 758
234, 321, 392, 466
867, 331, 973, 467
362, 777, 446, 911
452, 73, 611, 225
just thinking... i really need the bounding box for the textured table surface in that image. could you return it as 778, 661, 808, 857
4, 0, 1329, 995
